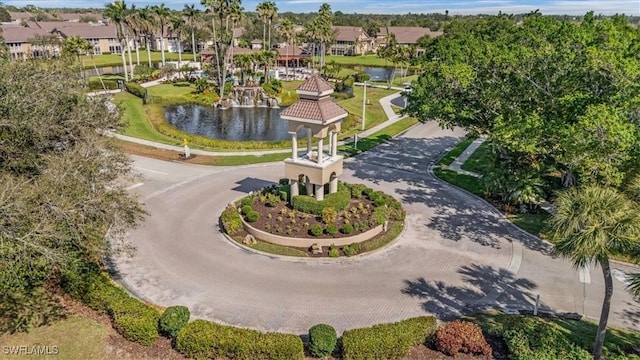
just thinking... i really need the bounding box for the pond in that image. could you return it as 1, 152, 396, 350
164, 104, 295, 141
352, 66, 417, 82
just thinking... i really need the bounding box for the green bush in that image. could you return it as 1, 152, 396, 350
355, 72, 370, 82
328, 247, 340, 257
175, 319, 304, 360
435, 320, 491, 357
221, 206, 243, 235
322, 207, 338, 224
342, 317, 437, 360
246, 210, 259, 223
341, 223, 354, 234
325, 224, 338, 235
241, 204, 253, 215
342, 243, 361, 257
309, 324, 337, 357
292, 191, 350, 215
310, 224, 323, 237
88, 78, 118, 91
114, 312, 160, 346
240, 196, 254, 207
125, 81, 146, 99
500, 316, 591, 360
159, 306, 190, 338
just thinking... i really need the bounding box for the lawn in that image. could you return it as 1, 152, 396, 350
322, 55, 395, 67
461, 140, 493, 173
338, 86, 398, 137
0, 315, 108, 360
114, 92, 180, 146
437, 135, 478, 166
81, 51, 195, 69
339, 117, 419, 156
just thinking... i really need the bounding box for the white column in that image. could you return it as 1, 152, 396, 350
315, 184, 324, 201
290, 132, 298, 160
305, 176, 313, 196
306, 128, 312, 155
331, 132, 338, 157
329, 177, 338, 193
317, 137, 323, 164
290, 179, 299, 203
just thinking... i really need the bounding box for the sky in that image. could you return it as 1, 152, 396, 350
2, 0, 638, 15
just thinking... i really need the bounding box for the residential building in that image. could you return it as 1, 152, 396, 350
52, 24, 121, 55
329, 26, 373, 56
251, 39, 263, 50
376, 26, 443, 55
1, 25, 60, 60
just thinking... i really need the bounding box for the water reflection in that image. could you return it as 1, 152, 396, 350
164, 104, 296, 141
353, 66, 416, 82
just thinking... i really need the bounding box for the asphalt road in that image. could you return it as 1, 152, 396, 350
112, 121, 640, 335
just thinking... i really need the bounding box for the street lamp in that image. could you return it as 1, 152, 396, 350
361, 80, 367, 131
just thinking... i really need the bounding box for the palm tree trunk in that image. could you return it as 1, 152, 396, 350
135, 38, 140, 65
126, 36, 134, 80
211, 17, 223, 100
146, 37, 152, 67
268, 19, 271, 50
120, 40, 129, 82
191, 29, 197, 63
160, 34, 166, 66
262, 23, 266, 48
593, 258, 613, 360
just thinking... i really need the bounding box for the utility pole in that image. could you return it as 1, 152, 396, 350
361, 81, 367, 130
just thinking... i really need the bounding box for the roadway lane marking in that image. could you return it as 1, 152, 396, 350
579, 266, 591, 284
134, 166, 168, 175
126, 182, 145, 190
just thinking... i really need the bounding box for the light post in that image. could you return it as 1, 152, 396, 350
361, 81, 367, 130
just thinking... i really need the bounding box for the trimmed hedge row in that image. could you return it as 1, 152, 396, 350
175, 319, 304, 360
88, 78, 119, 91
61, 263, 160, 346
125, 81, 147, 99
291, 191, 351, 215
341, 316, 437, 360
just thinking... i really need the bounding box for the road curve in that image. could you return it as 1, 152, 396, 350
113, 122, 640, 334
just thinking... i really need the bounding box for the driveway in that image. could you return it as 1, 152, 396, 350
112, 121, 640, 334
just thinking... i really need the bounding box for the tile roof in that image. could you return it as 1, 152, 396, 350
1, 26, 52, 43
332, 26, 370, 42
281, 97, 347, 123
297, 74, 333, 94
377, 26, 443, 44
277, 44, 308, 57
54, 24, 117, 39
8, 11, 31, 21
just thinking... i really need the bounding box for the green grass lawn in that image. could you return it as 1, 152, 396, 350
322, 55, 394, 67
339, 86, 398, 137
437, 135, 478, 166
339, 117, 419, 156
81, 51, 195, 69
0, 315, 108, 360
461, 141, 493, 173
114, 92, 181, 146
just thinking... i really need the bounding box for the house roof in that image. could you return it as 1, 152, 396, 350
54, 24, 118, 39
28, 21, 93, 32
332, 26, 370, 42
8, 11, 31, 21
280, 97, 347, 124
251, 39, 263, 44
377, 26, 443, 44
277, 44, 307, 57
1, 26, 52, 43
297, 74, 333, 94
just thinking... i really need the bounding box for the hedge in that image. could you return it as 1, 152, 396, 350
291, 191, 350, 215
61, 263, 160, 346
175, 319, 304, 360
125, 81, 147, 99
88, 78, 118, 91
159, 306, 190, 338
341, 316, 437, 360
308, 324, 337, 357
221, 206, 243, 235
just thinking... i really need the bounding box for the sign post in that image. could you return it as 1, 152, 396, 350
183, 138, 190, 159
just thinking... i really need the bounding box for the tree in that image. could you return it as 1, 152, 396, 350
135, 6, 156, 67
103, 1, 131, 82
152, 3, 171, 67
0, 60, 144, 332
549, 186, 640, 360
183, 4, 200, 62
279, 18, 295, 79
256, 2, 269, 48
169, 15, 185, 67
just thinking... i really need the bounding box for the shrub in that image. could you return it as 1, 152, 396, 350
159, 306, 190, 338
309, 324, 337, 357
435, 320, 491, 357
125, 81, 146, 99
292, 191, 350, 215
221, 206, 243, 235
310, 224, 323, 237
325, 224, 338, 235
88, 78, 119, 91
500, 316, 591, 360
240, 196, 254, 207
349, 184, 368, 198
322, 207, 338, 224
241, 204, 253, 215
341, 223, 354, 234
328, 247, 340, 257
265, 193, 281, 207
342, 243, 361, 257
355, 72, 370, 82
175, 319, 304, 360
246, 210, 259, 223
342, 317, 437, 360
114, 312, 160, 346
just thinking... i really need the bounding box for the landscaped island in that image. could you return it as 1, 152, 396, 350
221, 181, 405, 257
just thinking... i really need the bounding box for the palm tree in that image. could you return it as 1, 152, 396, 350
279, 18, 294, 79
125, 4, 146, 65
226, 2, 243, 78
182, 4, 200, 63
103, 1, 130, 82
136, 6, 156, 67
122, 4, 135, 80
264, 1, 277, 50
169, 15, 184, 66
549, 186, 640, 360
256, 2, 269, 48
62, 36, 92, 86
152, 3, 171, 67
